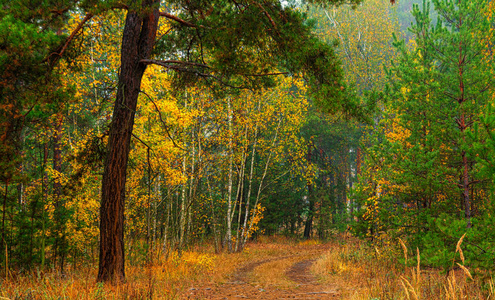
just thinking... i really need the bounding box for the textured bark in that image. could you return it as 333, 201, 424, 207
97, 1, 159, 282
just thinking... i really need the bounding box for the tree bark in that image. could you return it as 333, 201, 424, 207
98, 1, 159, 282
226, 97, 233, 252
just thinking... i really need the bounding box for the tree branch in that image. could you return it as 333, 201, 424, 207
139, 90, 185, 151
254, 2, 276, 29
140, 59, 209, 69
242, 72, 288, 77
44, 13, 94, 67
159, 11, 197, 28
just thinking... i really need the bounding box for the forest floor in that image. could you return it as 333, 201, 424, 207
179, 238, 365, 300
177, 235, 484, 300
1, 235, 485, 300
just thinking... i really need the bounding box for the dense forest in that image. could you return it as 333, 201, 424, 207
1, 0, 494, 294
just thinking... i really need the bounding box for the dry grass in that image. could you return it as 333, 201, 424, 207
1, 235, 493, 299
0, 244, 236, 300
250, 258, 297, 287
242, 236, 325, 288
313, 235, 495, 300
0, 235, 303, 300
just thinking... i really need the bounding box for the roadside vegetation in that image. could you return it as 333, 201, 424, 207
1, 235, 493, 299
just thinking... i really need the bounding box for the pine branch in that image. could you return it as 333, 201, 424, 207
44, 13, 94, 67
159, 12, 197, 28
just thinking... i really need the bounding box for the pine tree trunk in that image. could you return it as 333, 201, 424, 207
98, 2, 159, 282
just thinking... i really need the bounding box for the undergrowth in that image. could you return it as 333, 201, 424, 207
1, 235, 493, 299
314, 233, 495, 299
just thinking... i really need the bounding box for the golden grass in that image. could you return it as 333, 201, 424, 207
0, 236, 299, 300
0, 245, 235, 300
1, 235, 493, 299
313, 235, 494, 300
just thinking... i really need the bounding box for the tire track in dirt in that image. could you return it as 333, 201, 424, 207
183, 253, 341, 299
231, 256, 291, 283
286, 259, 317, 285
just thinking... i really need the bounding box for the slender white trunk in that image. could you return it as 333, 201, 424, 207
242, 116, 282, 248
162, 189, 171, 257
234, 132, 248, 252
240, 124, 258, 251
179, 97, 188, 249
226, 97, 234, 252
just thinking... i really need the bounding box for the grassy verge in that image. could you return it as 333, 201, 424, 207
1, 235, 493, 299
0, 236, 307, 299
313, 234, 495, 299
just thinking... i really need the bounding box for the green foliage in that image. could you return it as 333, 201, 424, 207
353, 0, 495, 270
420, 213, 495, 270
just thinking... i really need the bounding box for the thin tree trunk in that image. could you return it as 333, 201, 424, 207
226, 97, 234, 252
179, 96, 189, 250
457, 14, 471, 228
146, 147, 152, 263
206, 175, 220, 253
41, 143, 48, 269
234, 133, 247, 252
153, 175, 159, 259
2, 181, 8, 259
242, 116, 282, 248
53, 115, 65, 274
239, 100, 261, 251
162, 188, 171, 258
179, 151, 187, 249
187, 124, 196, 245
304, 142, 313, 239
98, 1, 159, 282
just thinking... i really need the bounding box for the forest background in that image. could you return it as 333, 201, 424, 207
1, 0, 495, 291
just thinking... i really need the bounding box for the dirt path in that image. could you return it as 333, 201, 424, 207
182, 248, 341, 299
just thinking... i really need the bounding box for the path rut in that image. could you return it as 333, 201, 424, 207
182, 254, 341, 299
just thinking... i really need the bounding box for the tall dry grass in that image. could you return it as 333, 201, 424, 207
0, 235, 303, 300
313, 234, 494, 300
1, 235, 493, 299
0, 244, 236, 300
